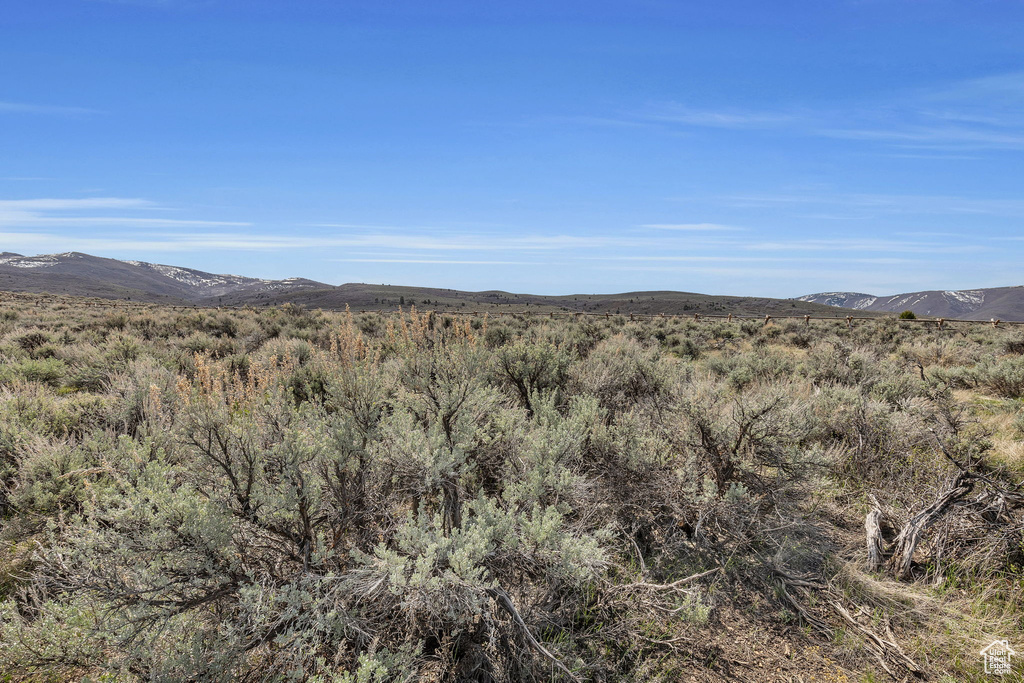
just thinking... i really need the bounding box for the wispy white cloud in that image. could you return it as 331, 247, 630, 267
792, 213, 874, 221
1, 216, 252, 229
87, 0, 199, 6
0, 197, 251, 231
743, 238, 988, 255
721, 191, 1024, 217
331, 258, 534, 265
638, 222, 743, 231
818, 125, 1024, 150
1, 226, 970, 280
638, 105, 797, 129
3, 196, 1008, 300
872, 152, 984, 161
594, 265, 929, 282
311, 226, 735, 252
0, 101, 99, 116
893, 231, 971, 239
584, 255, 914, 265
821, 73, 1024, 151
0, 198, 152, 210
600, 72, 1024, 152
0, 226, 618, 254
541, 115, 655, 130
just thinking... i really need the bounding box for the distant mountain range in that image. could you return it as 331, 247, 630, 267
797, 287, 1024, 320
5, 252, 1021, 320
0, 252, 327, 304
0, 251, 857, 317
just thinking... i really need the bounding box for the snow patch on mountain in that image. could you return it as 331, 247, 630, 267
0, 254, 61, 268
796, 292, 878, 309
126, 260, 266, 290
942, 290, 984, 306
851, 297, 878, 310
122, 258, 325, 297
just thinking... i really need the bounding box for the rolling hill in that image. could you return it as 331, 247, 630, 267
0, 252, 328, 304
0, 251, 862, 317
234, 284, 858, 317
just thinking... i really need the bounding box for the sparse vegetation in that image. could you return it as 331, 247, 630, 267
0, 294, 1022, 681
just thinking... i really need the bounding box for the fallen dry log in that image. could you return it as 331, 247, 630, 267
887, 472, 974, 580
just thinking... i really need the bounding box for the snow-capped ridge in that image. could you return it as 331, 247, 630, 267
798, 285, 1023, 320
0, 252, 331, 302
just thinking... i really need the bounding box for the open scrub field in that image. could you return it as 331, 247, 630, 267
1, 296, 1024, 682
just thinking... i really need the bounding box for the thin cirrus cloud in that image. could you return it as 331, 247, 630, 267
639, 223, 742, 231
0, 223, 632, 254
812, 74, 1024, 151
609, 72, 1024, 152
0, 198, 153, 210
332, 258, 535, 265
4, 216, 252, 228
0, 101, 99, 116
743, 238, 988, 255
818, 126, 1024, 150
0, 197, 251, 231
583, 254, 913, 265
638, 106, 797, 129
0, 197, 995, 295
720, 191, 1024, 217
312, 224, 733, 252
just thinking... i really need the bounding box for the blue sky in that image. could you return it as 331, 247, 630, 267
2, 1, 1024, 297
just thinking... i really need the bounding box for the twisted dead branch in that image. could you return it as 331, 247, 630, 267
865, 494, 886, 572
887, 472, 974, 580
611, 567, 721, 594
832, 601, 924, 680
773, 565, 925, 680
486, 586, 580, 682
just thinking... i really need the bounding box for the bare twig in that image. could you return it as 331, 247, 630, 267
615, 567, 721, 593
778, 582, 832, 637
832, 601, 923, 680
486, 586, 580, 682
